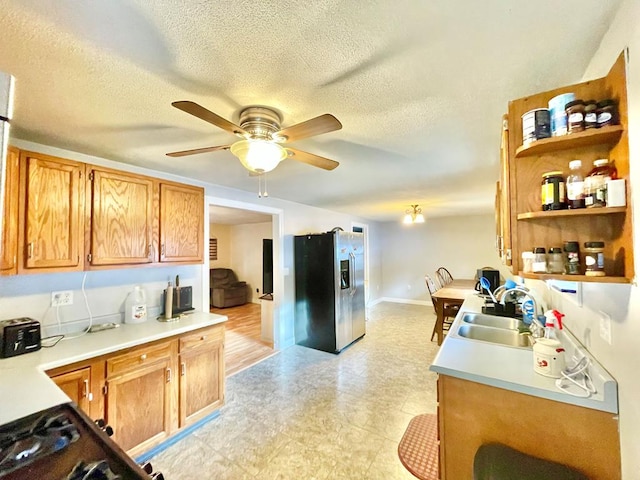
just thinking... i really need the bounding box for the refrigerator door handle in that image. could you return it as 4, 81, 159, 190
349, 251, 357, 296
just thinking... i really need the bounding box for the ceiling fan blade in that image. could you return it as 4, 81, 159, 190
274, 114, 342, 143
286, 147, 339, 170
166, 145, 230, 157
172, 101, 247, 137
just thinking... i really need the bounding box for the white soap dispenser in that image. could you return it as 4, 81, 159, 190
533, 310, 566, 378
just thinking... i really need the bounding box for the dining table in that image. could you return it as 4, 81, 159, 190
431, 279, 478, 345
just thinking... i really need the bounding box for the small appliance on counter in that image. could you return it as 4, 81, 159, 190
0, 318, 41, 358
161, 275, 194, 320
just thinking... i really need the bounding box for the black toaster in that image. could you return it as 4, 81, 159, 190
0, 318, 41, 358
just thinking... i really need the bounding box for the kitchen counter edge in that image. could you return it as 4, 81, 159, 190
430, 295, 618, 414
0, 312, 227, 425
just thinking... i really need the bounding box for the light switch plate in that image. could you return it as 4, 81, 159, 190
599, 311, 612, 345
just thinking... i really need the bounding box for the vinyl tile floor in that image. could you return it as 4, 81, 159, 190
151, 302, 440, 479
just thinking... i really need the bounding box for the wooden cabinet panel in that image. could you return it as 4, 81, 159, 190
159, 183, 204, 263
106, 341, 177, 456
438, 375, 621, 480
179, 325, 225, 427
88, 168, 155, 266
1, 146, 19, 275
50, 367, 91, 413
497, 114, 511, 267
18, 151, 84, 272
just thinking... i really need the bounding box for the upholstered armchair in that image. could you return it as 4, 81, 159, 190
210, 268, 249, 308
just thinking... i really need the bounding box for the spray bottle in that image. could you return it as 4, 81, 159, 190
533, 309, 566, 378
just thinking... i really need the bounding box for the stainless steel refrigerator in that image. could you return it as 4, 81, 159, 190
294, 230, 366, 353
0, 71, 15, 250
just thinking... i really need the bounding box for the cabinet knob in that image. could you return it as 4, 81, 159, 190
140, 354, 147, 361
200, 335, 206, 341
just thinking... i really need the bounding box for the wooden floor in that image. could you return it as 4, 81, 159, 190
210, 303, 277, 377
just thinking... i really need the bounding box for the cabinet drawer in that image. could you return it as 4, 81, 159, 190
107, 341, 173, 378
179, 325, 224, 352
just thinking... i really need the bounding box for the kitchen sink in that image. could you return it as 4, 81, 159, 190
461, 312, 525, 331
456, 324, 533, 349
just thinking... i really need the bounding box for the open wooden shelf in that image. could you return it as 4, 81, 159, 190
517, 206, 626, 220
515, 125, 624, 158
519, 272, 630, 284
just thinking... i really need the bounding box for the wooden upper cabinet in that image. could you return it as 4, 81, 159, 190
498, 114, 512, 267
18, 151, 84, 272
1, 146, 19, 275
88, 168, 156, 266
159, 183, 204, 263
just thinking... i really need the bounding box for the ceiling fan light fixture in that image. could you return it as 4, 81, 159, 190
230, 139, 287, 173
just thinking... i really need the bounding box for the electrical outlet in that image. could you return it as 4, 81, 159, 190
51, 290, 73, 307
599, 312, 612, 345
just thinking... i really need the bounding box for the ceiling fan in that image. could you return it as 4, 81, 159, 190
167, 101, 342, 173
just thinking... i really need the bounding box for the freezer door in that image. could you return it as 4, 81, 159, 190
350, 235, 366, 340
335, 233, 352, 351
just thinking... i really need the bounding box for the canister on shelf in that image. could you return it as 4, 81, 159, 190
583, 241, 605, 276
522, 251, 534, 273
565, 99, 585, 133
548, 93, 575, 136
532, 247, 547, 273
522, 108, 551, 145
547, 247, 564, 274
541, 171, 567, 211
583, 99, 598, 129
596, 99, 618, 128
585, 159, 617, 208
563, 241, 581, 275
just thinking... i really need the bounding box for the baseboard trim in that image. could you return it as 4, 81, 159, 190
135, 410, 221, 464
371, 297, 431, 307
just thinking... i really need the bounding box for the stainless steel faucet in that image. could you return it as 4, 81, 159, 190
499, 287, 545, 337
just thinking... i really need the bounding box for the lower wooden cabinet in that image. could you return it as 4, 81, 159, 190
178, 324, 225, 427
46, 325, 225, 457
105, 340, 177, 457
50, 367, 92, 413
437, 375, 621, 480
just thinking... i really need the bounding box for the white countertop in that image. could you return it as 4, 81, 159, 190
0, 312, 227, 425
430, 295, 618, 413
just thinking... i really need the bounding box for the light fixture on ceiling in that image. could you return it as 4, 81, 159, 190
403, 205, 425, 224
230, 139, 288, 174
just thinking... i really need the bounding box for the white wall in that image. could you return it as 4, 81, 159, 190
379, 214, 509, 303
525, 2, 640, 476
209, 223, 231, 268
230, 222, 272, 303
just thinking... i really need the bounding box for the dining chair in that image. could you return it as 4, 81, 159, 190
425, 275, 459, 342
435, 267, 454, 287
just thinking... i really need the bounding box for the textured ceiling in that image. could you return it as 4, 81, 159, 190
0, 0, 622, 221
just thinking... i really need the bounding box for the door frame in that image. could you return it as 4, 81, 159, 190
202, 196, 285, 349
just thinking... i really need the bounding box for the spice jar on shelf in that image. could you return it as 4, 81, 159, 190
585, 159, 617, 208
563, 241, 581, 275
532, 247, 547, 273
541, 171, 567, 211
584, 100, 598, 129
596, 99, 618, 128
565, 99, 585, 133
584, 242, 606, 276
547, 247, 564, 274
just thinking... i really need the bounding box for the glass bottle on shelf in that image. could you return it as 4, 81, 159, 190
566, 160, 585, 209
585, 159, 618, 208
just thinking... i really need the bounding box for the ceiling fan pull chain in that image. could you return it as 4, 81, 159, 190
263, 173, 269, 197
257, 175, 262, 198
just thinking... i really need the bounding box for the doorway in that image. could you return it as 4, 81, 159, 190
203, 196, 284, 373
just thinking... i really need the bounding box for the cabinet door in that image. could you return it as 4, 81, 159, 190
498, 114, 512, 267
179, 328, 224, 427
89, 168, 155, 266
50, 367, 92, 413
159, 183, 204, 263
19, 152, 84, 272
105, 341, 177, 456
1, 146, 19, 275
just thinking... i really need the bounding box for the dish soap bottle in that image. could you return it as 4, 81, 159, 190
125, 285, 147, 324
